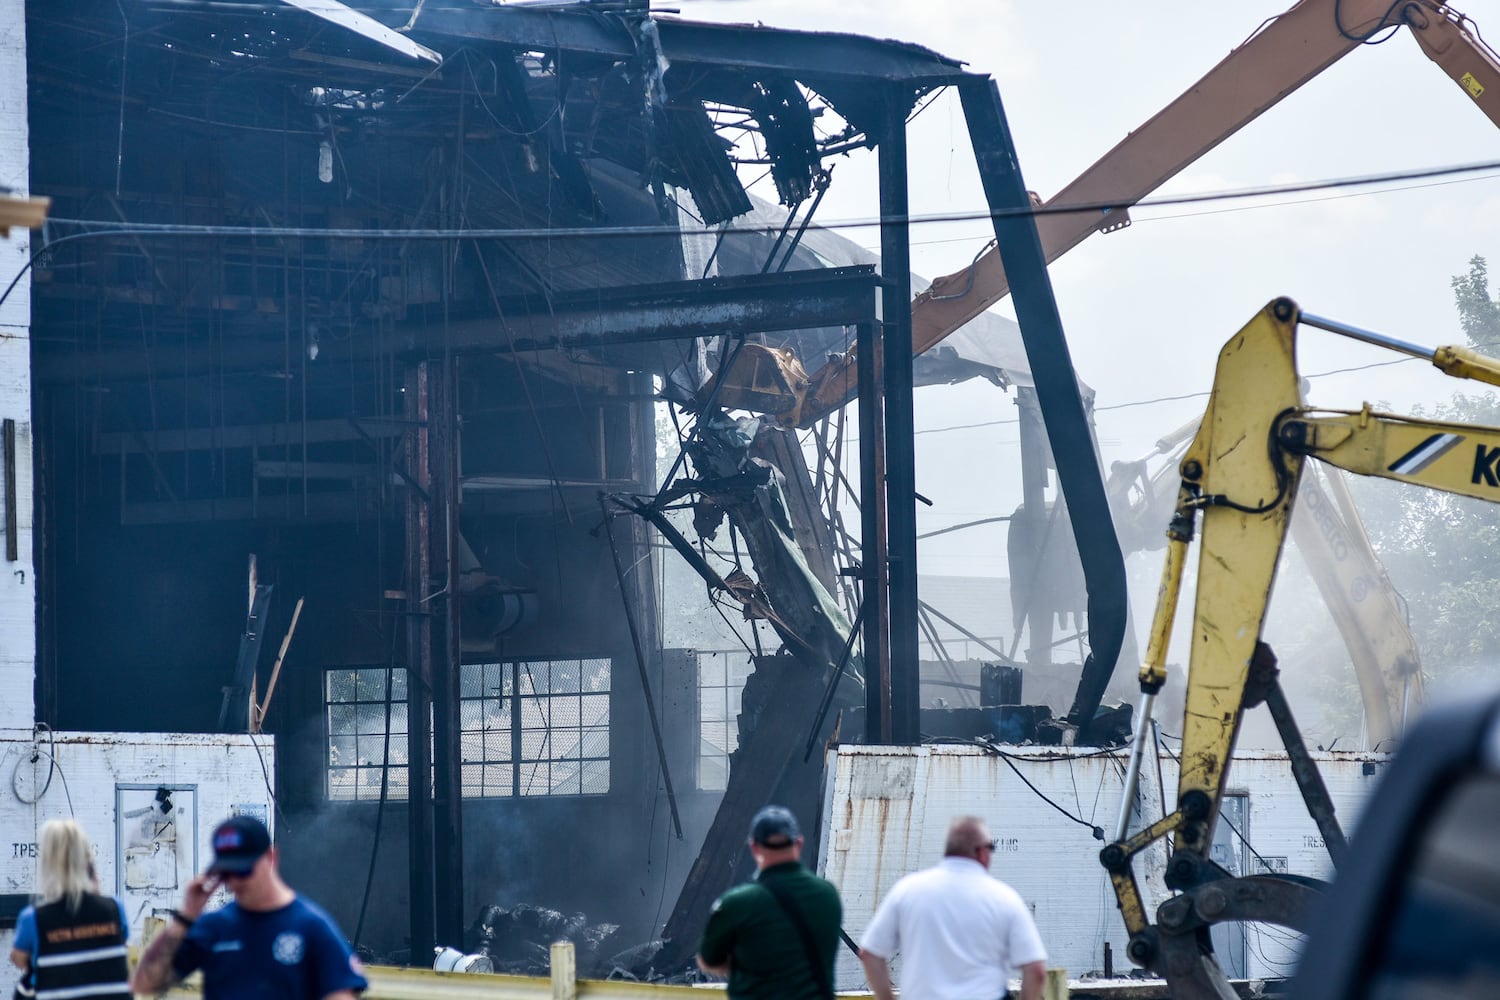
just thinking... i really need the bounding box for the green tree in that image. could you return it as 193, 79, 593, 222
1355, 256, 1500, 686
1278, 256, 1500, 745
1452, 254, 1500, 349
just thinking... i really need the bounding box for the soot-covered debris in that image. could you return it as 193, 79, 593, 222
465, 903, 668, 980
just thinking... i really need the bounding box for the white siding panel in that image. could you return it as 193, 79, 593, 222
821, 744, 1385, 989
0, 732, 275, 996
0, 0, 33, 734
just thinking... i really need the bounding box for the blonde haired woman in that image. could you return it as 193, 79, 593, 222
8, 819, 130, 1000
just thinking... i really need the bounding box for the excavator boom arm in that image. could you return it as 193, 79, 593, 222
1406, 3, 1500, 129
1286, 406, 1500, 501
795, 0, 1499, 428
1171, 301, 1307, 832
1106, 299, 1500, 998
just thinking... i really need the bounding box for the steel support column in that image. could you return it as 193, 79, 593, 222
958, 77, 1128, 733
856, 318, 889, 742
428, 356, 465, 947
404, 361, 435, 961
878, 92, 921, 745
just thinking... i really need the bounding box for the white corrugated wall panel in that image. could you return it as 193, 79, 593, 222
820, 744, 1384, 989
0, 0, 32, 736
0, 732, 276, 996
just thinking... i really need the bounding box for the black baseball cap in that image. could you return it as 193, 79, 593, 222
749, 805, 801, 847
208, 815, 271, 875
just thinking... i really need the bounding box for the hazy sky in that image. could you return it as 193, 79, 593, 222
677, 0, 1500, 579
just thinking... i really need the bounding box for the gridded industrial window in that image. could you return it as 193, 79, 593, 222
459, 658, 612, 797
698, 651, 754, 791
326, 667, 410, 802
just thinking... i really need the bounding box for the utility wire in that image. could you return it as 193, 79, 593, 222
911, 356, 1422, 437
34, 156, 1500, 244
11, 158, 1497, 315
973, 738, 1106, 840
865, 164, 1500, 253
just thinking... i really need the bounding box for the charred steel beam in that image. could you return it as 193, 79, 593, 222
95, 417, 407, 455
958, 78, 1127, 736
856, 317, 889, 743
428, 358, 465, 948
409, 8, 967, 84
36, 266, 879, 383
405, 362, 436, 962
878, 89, 921, 746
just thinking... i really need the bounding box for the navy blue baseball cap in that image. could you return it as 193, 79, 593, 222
749, 805, 801, 847
208, 815, 271, 875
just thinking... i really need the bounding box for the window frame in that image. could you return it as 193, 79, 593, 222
323, 657, 612, 803
324, 665, 410, 803
696, 650, 754, 792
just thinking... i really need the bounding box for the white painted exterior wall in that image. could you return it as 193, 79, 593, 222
0, 732, 275, 995
819, 743, 1385, 990
0, 0, 33, 736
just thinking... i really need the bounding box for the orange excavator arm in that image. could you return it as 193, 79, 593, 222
791, 0, 1500, 427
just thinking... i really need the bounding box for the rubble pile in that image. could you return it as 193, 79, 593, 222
466, 903, 667, 981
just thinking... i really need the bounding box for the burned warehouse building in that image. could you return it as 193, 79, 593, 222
8, 0, 1137, 982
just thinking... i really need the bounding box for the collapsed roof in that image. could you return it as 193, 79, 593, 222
29, 0, 1038, 398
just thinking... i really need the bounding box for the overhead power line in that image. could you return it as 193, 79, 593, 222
12, 157, 1499, 312
38, 157, 1500, 243
912, 357, 1420, 437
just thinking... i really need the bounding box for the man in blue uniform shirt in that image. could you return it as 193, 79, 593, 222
131, 815, 367, 1000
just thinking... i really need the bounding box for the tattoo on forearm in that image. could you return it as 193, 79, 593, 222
134, 927, 185, 992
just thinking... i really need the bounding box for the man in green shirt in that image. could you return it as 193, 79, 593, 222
696, 805, 842, 1000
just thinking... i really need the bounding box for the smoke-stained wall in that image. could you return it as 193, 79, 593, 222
19, 0, 771, 962
35, 370, 714, 955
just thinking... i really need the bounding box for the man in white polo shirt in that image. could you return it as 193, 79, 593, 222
858, 815, 1047, 1000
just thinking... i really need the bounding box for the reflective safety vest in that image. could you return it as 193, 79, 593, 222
32, 893, 131, 1000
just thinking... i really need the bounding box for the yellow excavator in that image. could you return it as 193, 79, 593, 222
1101, 298, 1500, 998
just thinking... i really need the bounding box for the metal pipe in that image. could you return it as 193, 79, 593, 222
916, 514, 1011, 541
1114, 511, 1191, 843
1141, 521, 1190, 692
1299, 311, 1432, 359
773, 169, 831, 273
918, 600, 1011, 663
1113, 691, 1157, 843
